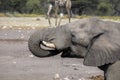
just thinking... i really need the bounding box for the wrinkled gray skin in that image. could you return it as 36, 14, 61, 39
28, 17, 120, 80
68, 18, 120, 80
28, 24, 86, 57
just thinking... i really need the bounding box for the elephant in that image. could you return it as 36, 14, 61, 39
28, 17, 120, 80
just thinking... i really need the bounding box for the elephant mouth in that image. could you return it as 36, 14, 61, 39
40, 41, 56, 50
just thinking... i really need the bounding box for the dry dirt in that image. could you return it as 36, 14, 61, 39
0, 17, 104, 80
0, 17, 79, 28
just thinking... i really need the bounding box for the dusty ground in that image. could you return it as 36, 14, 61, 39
0, 17, 104, 80
0, 17, 79, 28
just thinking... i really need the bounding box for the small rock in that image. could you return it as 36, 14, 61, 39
78, 78, 86, 80
13, 61, 17, 64
18, 30, 21, 32
63, 77, 70, 80
74, 67, 79, 70
29, 55, 34, 58
36, 18, 41, 21
53, 74, 61, 80
2, 26, 7, 29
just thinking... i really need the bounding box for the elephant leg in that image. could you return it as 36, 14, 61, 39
99, 61, 120, 80
105, 61, 120, 80
28, 29, 60, 57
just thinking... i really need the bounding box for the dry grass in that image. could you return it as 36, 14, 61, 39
0, 25, 47, 30
0, 13, 44, 17
89, 75, 104, 80
0, 13, 120, 21
0, 13, 6, 17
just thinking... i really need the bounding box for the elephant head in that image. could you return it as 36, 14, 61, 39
69, 17, 120, 67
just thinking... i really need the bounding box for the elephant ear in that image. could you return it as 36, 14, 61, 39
83, 34, 120, 66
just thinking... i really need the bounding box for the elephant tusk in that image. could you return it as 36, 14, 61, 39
42, 41, 55, 48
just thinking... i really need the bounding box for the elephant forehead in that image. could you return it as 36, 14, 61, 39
68, 17, 101, 32
69, 25, 91, 34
